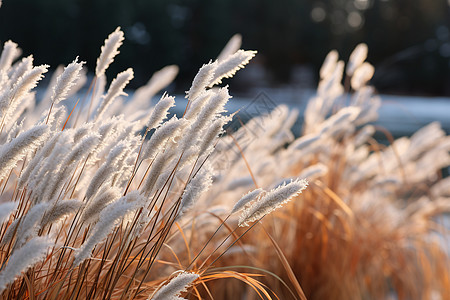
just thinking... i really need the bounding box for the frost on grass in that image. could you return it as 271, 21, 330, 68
0, 237, 52, 292
239, 179, 308, 227
150, 272, 199, 300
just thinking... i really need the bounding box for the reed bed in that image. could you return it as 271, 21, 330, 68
0, 20, 449, 300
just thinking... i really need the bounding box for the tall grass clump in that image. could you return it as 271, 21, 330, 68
0, 10, 449, 300
0, 25, 309, 299
201, 44, 450, 299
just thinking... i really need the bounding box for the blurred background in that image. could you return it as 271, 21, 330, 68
1, 0, 450, 97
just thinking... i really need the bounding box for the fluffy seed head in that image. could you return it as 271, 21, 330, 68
96, 68, 134, 120
217, 34, 242, 62
151, 271, 199, 300
186, 61, 217, 101
0, 125, 48, 181
0, 237, 52, 292
0, 202, 18, 224
50, 57, 84, 105
74, 196, 136, 267
351, 62, 375, 90
178, 169, 213, 219
146, 94, 176, 130
0, 40, 20, 72
208, 49, 257, 87
320, 50, 339, 79
346, 43, 368, 76
239, 179, 308, 227
95, 27, 124, 77
231, 188, 264, 214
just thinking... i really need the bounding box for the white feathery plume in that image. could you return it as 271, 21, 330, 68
186, 61, 217, 101
0, 237, 52, 292
63, 133, 99, 166
8, 55, 33, 87
0, 65, 48, 122
141, 150, 172, 197
39, 64, 86, 111
318, 106, 360, 136
73, 196, 137, 267
4, 120, 24, 143
430, 177, 450, 198
239, 179, 308, 227
0, 40, 20, 72
0, 202, 17, 224
303, 96, 324, 132
406, 122, 445, 161
146, 94, 175, 130
150, 271, 199, 300
298, 164, 328, 181
288, 134, 321, 152
40, 199, 82, 228
226, 176, 254, 190
67, 66, 87, 98
47, 105, 67, 131
354, 125, 375, 147
18, 131, 61, 189
317, 60, 344, 99
111, 150, 137, 188
353, 96, 380, 126
81, 187, 122, 224
73, 124, 91, 143
142, 65, 179, 97
120, 191, 150, 239
95, 27, 124, 77
85, 142, 128, 200
128, 65, 178, 115
41, 64, 64, 100
26, 135, 69, 203
44, 133, 99, 202
4, 92, 34, 131
95, 68, 134, 120
0, 219, 19, 247
198, 115, 231, 155
177, 167, 213, 219
152, 149, 195, 194
217, 34, 242, 62
9, 65, 49, 101
351, 62, 374, 90
350, 85, 374, 106
142, 116, 186, 161
371, 175, 401, 188
320, 50, 339, 79
231, 188, 264, 214
98, 115, 120, 138
281, 108, 300, 132
50, 57, 84, 105
0, 124, 48, 181
0, 71, 8, 90
346, 43, 368, 76
181, 86, 230, 150
14, 203, 50, 248
183, 90, 213, 120
208, 49, 257, 87
88, 74, 106, 114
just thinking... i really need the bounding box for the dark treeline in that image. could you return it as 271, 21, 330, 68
0, 0, 449, 95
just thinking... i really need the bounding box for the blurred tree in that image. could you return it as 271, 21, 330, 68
0, 0, 448, 95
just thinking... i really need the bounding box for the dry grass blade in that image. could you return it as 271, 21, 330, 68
261, 226, 307, 300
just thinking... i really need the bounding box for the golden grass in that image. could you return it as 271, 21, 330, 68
0, 24, 448, 300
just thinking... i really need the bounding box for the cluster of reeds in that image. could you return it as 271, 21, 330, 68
200, 44, 450, 299
0, 15, 449, 300
0, 27, 311, 299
